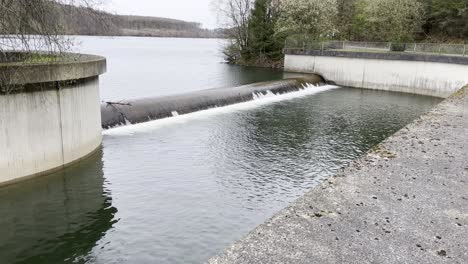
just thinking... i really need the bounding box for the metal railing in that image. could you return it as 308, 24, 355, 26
284, 37, 467, 57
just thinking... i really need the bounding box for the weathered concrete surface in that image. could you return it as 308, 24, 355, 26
0, 53, 106, 89
284, 53, 468, 98
210, 85, 468, 264
284, 49, 468, 65
0, 52, 106, 186
0, 77, 103, 186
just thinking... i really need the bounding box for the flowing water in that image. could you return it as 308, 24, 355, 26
0, 38, 442, 264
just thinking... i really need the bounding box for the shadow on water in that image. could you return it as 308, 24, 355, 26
220, 64, 307, 88
221, 64, 285, 87
0, 149, 117, 264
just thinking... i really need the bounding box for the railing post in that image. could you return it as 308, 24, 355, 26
463, 45, 466, 57
414, 43, 417, 53
321, 42, 324, 54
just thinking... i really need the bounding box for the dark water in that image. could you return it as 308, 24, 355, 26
0, 86, 441, 264
74, 37, 286, 101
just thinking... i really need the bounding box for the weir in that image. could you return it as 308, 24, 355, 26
210, 46, 468, 263
210, 84, 468, 264
1, 40, 466, 263
101, 75, 323, 129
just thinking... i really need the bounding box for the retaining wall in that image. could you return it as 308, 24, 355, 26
284, 50, 468, 98
209, 84, 468, 263
0, 53, 106, 186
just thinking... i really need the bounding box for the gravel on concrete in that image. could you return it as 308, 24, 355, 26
209, 86, 468, 264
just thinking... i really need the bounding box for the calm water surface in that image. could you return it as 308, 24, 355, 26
0, 38, 442, 264
74, 37, 286, 100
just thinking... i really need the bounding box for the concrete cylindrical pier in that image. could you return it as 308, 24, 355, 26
0, 53, 106, 186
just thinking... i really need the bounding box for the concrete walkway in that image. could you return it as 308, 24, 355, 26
210, 86, 468, 264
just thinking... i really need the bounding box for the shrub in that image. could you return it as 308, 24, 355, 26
390, 43, 407, 52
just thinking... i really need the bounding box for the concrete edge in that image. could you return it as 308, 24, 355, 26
0, 143, 103, 189
0, 52, 107, 87
209, 84, 468, 263
284, 49, 468, 65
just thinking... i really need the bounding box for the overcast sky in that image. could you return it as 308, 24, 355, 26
102, 0, 219, 29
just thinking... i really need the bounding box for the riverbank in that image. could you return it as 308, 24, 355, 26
210, 85, 468, 263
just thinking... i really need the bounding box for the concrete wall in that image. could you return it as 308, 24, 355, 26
0, 78, 102, 185
284, 53, 468, 98
0, 53, 106, 186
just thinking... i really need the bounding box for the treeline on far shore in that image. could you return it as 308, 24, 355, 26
60, 5, 225, 38
0, 2, 224, 39
59, 4, 225, 38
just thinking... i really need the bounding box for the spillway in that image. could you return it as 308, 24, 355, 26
101, 75, 323, 129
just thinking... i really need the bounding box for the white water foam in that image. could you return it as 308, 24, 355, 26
104, 84, 339, 137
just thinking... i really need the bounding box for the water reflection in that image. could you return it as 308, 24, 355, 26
221, 64, 285, 88
0, 88, 441, 264
0, 150, 117, 264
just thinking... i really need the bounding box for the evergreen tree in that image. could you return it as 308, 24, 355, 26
247, 0, 283, 61
423, 0, 468, 40
336, 0, 358, 40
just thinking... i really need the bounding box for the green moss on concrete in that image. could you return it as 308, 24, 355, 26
451, 85, 468, 99
0, 52, 106, 88
22, 54, 61, 64
371, 144, 398, 159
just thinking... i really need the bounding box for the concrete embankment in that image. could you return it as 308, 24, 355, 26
0, 53, 106, 186
101, 75, 322, 129
210, 85, 468, 263
284, 50, 468, 98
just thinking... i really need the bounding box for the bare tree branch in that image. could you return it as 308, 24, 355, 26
0, 0, 103, 58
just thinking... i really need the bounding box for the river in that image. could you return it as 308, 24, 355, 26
0, 37, 442, 264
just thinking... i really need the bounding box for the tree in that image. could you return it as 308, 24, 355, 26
0, 0, 102, 57
247, 0, 282, 61
348, 0, 372, 41
336, 0, 359, 40
358, 0, 425, 42
213, 0, 252, 62
275, 0, 338, 40
422, 0, 468, 40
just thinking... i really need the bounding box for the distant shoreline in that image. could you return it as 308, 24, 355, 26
66, 34, 227, 40
2, 3, 228, 41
